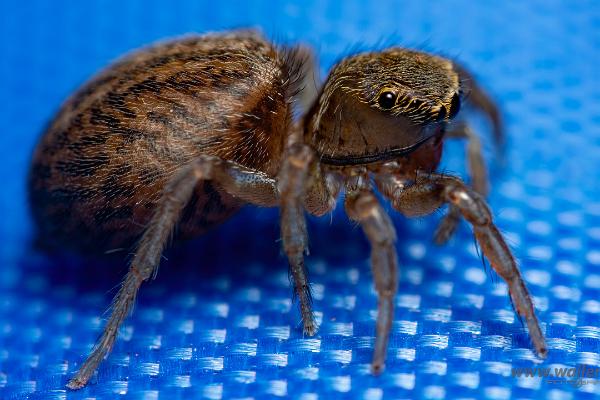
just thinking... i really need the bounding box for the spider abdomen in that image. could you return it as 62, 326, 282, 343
29, 32, 297, 252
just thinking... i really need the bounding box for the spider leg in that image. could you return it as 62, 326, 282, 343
445, 123, 489, 197
435, 123, 488, 244
67, 155, 279, 389
345, 185, 398, 375
278, 143, 339, 336
205, 156, 279, 206
453, 62, 505, 154
278, 143, 315, 335
380, 171, 547, 358
438, 62, 505, 244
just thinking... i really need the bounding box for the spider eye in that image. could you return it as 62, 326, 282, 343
377, 91, 397, 110
436, 106, 447, 121
448, 93, 461, 119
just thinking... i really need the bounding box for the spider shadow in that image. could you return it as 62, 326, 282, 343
20, 198, 478, 332
19, 204, 370, 300
19, 199, 470, 317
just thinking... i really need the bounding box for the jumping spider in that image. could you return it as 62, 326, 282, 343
28, 30, 547, 389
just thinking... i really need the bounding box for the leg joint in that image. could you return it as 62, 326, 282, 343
192, 154, 220, 180
444, 186, 492, 226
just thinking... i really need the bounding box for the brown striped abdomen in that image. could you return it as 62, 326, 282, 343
29, 31, 301, 253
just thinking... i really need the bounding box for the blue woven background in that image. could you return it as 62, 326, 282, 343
1, 1, 599, 399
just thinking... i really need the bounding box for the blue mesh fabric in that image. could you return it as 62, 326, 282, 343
1, 1, 599, 399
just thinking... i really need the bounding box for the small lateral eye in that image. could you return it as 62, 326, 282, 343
377, 91, 397, 110
436, 106, 447, 121
448, 93, 461, 119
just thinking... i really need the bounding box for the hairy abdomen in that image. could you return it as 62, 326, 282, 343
29, 32, 294, 253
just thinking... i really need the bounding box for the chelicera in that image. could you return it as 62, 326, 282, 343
28, 30, 547, 389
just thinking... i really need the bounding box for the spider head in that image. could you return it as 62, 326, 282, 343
306, 48, 464, 165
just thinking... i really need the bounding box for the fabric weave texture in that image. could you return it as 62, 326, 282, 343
0, 1, 599, 399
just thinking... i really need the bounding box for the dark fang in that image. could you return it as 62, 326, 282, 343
378, 91, 397, 110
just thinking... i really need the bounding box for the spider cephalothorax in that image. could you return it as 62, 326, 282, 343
305, 48, 466, 166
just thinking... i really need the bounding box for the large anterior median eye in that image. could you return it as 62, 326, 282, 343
377, 90, 397, 110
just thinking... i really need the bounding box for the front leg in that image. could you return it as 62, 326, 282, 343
435, 62, 506, 244
435, 123, 489, 244
453, 61, 505, 153
445, 123, 489, 196
379, 172, 547, 358
345, 180, 398, 374
277, 143, 339, 335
